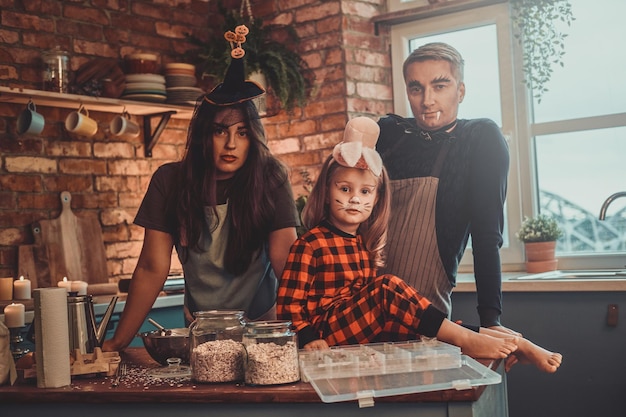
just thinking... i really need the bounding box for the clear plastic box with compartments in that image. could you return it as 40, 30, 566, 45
297, 339, 502, 407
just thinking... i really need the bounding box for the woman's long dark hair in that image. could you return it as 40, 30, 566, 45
170, 99, 289, 275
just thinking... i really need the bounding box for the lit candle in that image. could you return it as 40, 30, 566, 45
0, 277, 13, 300
13, 275, 32, 299
3, 303, 25, 328
57, 276, 71, 293
70, 280, 88, 296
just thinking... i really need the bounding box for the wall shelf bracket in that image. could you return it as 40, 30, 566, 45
143, 111, 176, 157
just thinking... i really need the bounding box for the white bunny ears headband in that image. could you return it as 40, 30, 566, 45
332, 116, 383, 177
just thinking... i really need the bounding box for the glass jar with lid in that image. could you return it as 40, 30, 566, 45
189, 310, 246, 383
41, 46, 69, 93
242, 320, 300, 385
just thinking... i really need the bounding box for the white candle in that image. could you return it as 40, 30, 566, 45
13, 275, 32, 299
57, 276, 71, 293
70, 280, 88, 295
3, 302, 25, 328
0, 277, 13, 300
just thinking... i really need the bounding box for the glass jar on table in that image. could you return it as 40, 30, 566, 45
189, 310, 246, 383
242, 320, 300, 385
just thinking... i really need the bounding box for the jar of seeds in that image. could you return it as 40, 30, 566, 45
190, 310, 246, 383
242, 320, 300, 385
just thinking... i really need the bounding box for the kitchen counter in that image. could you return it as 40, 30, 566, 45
455, 271, 626, 292
1, 348, 507, 417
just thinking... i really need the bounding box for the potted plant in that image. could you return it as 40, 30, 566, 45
510, 0, 575, 103
185, 0, 312, 113
516, 214, 564, 273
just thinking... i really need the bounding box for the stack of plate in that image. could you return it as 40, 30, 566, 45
164, 63, 203, 105
122, 73, 167, 103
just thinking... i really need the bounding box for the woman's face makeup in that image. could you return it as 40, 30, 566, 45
212, 108, 251, 180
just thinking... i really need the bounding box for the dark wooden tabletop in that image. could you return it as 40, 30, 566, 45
1, 348, 498, 404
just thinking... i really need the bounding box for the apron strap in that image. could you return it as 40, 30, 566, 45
431, 140, 451, 178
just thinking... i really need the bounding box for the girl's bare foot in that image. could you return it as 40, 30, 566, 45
480, 327, 562, 373
437, 320, 518, 359
509, 338, 562, 373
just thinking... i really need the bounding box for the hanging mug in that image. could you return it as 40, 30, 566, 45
65, 105, 98, 137
110, 111, 140, 140
17, 99, 45, 135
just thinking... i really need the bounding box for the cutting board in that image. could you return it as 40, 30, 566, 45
37, 191, 109, 284
17, 223, 50, 289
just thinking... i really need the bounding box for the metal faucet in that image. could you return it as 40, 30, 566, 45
599, 192, 626, 220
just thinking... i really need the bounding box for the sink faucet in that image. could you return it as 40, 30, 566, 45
599, 192, 626, 220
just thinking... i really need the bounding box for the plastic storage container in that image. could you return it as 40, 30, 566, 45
189, 310, 246, 383
242, 320, 300, 385
298, 339, 502, 407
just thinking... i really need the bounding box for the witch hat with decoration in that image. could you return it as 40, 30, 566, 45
204, 24, 265, 106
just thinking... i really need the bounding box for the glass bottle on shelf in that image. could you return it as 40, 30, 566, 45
41, 46, 70, 93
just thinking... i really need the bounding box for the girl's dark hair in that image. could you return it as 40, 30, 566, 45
169, 99, 289, 275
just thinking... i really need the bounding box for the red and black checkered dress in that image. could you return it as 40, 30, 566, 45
277, 221, 447, 348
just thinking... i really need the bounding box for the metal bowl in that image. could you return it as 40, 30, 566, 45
139, 328, 190, 365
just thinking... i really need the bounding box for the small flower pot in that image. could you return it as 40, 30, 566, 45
524, 241, 557, 273
525, 259, 558, 273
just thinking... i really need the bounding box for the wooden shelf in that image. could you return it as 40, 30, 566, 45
0, 86, 196, 157
0, 86, 194, 118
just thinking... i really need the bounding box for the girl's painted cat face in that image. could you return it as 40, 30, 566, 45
327, 166, 379, 235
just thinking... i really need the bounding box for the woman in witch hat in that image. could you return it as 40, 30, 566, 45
103, 25, 300, 352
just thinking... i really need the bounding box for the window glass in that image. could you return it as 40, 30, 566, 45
530, 0, 626, 256
531, 0, 626, 122
535, 127, 626, 253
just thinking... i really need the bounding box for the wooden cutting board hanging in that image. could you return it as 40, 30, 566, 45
17, 223, 50, 289
37, 191, 109, 284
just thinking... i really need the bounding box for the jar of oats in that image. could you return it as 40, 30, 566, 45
242, 320, 300, 385
190, 310, 246, 383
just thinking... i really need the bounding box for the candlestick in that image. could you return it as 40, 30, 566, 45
13, 275, 32, 299
0, 277, 13, 300
4, 302, 25, 327
57, 276, 71, 293
71, 280, 88, 296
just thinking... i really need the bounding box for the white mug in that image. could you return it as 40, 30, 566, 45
17, 99, 45, 135
110, 112, 140, 139
65, 105, 98, 137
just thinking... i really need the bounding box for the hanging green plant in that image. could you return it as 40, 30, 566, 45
185, 0, 312, 112
510, 0, 575, 103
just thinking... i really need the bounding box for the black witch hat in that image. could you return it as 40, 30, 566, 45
204, 24, 265, 106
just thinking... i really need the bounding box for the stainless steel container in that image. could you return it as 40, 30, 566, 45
67, 294, 117, 354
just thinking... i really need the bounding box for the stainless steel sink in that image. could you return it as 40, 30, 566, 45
511, 269, 626, 280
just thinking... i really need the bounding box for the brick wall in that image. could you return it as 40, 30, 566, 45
0, 0, 393, 282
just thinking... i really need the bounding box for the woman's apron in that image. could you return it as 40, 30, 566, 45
382, 142, 453, 317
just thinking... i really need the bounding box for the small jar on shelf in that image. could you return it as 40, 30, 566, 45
242, 320, 300, 385
189, 310, 246, 383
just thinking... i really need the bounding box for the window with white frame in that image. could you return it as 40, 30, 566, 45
389, 0, 626, 270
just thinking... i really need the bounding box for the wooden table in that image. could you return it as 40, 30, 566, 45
1, 348, 508, 417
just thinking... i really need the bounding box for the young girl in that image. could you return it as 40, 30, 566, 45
277, 117, 562, 373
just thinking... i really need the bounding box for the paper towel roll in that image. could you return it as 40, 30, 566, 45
34, 287, 70, 388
